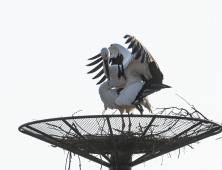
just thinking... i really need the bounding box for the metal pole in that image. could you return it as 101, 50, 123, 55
109, 153, 132, 170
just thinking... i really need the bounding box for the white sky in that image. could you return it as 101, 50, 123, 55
1, 0, 222, 170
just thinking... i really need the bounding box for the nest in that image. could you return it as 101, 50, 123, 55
63, 135, 169, 154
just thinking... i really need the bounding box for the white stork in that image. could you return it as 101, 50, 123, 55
87, 35, 170, 114
99, 48, 152, 114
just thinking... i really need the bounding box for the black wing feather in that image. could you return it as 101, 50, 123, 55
132, 43, 140, 54
86, 57, 102, 66
135, 47, 142, 59
88, 53, 101, 60
141, 52, 146, 63
87, 62, 103, 74
124, 35, 131, 38
146, 55, 149, 63
92, 69, 104, 79
96, 75, 106, 85
140, 50, 146, 62
125, 36, 133, 44
127, 39, 136, 49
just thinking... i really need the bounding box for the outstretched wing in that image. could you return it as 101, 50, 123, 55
124, 34, 164, 84
87, 51, 124, 85
87, 53, 107, 85
87, 35, 164, 85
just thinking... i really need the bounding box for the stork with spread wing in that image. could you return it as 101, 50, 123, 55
87, 35, 170, 114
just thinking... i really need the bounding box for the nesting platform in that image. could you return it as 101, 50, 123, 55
19, 112, 222, 169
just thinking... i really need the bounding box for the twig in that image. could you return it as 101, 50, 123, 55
176, 94, 209, 120
72, 110, 82, 116
78, 155, 81, 170
191, 107, 209, 120
68, 152, 72, 170
95, 117, 107, 135
187, 144, 194, 149
178, 148, 180, 158
138, 123, 143, 133
175, 94, 193, 107
65, 151, 72, 170
161, 155, 163, 165
65, 152, 69, 170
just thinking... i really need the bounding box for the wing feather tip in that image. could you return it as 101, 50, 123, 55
88, 53, 101, 60
124, 34, 131, 38
96, 75, 106, 85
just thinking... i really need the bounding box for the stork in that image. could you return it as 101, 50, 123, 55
87, 35, 171, 114
98, 52, 153, 115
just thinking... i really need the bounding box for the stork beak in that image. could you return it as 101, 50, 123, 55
103, 59, 110, 80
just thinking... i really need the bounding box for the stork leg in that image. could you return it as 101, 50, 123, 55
121, 117, 125, 132
141, 97, 153, 114
119, 109, 126, 132
128, 113, 132, 132
135, 103, 144, 115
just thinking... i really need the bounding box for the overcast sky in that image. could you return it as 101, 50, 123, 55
1, 0, 222, 170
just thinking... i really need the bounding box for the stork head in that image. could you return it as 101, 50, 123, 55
100, 48, 110, 81
101, 48, 110, 60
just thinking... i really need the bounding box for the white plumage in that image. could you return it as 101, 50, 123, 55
87, 35, 170, 114
99, 76, 153, 114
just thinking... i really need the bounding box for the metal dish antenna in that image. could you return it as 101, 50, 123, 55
19, 108, 222, 170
